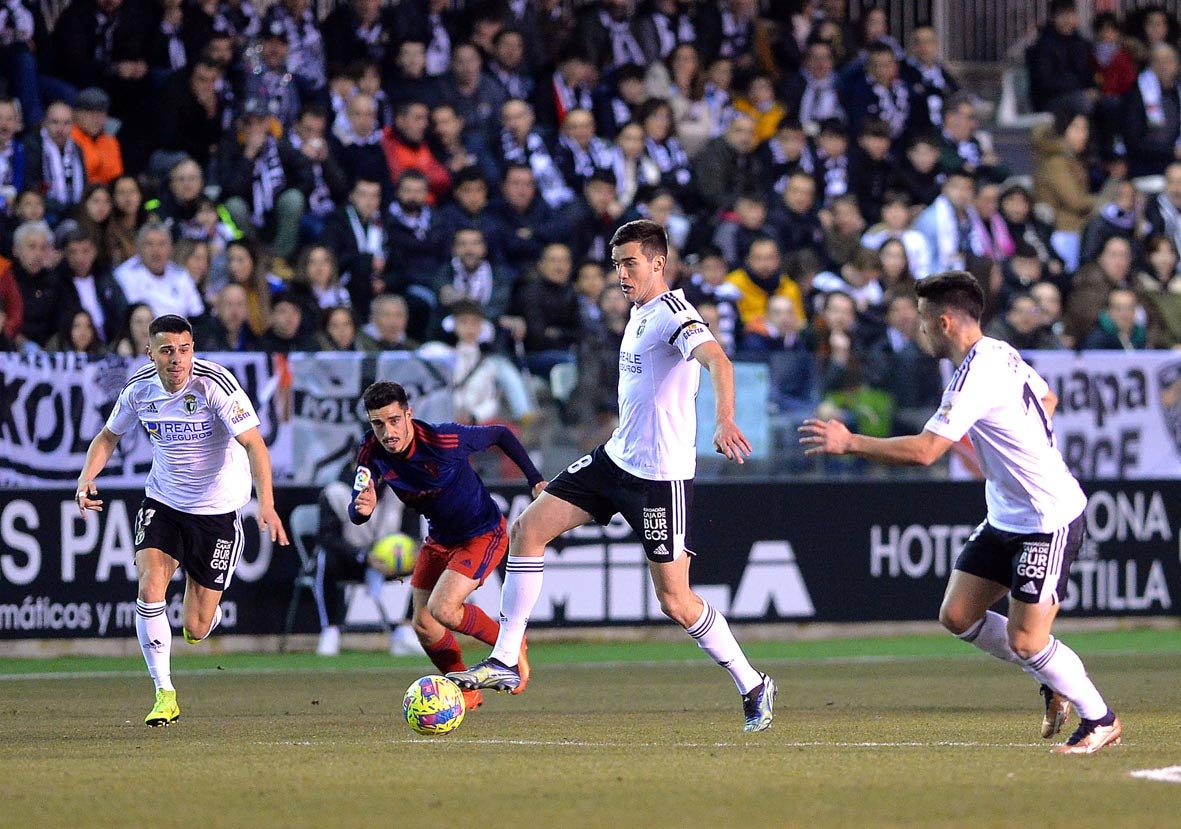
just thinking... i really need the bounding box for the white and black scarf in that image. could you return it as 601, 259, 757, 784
552, 72, 594, 123
0, 0, 34, 47
250, 136, 286, 226
449, 257, 494, 305
500, 129, 573, 208
489, 63, 530, 100
909, 58, 951, 126
425, 14, 451, 77
719, 9, 751, 59
644, 136, 691, 186
651, 11, 695, 58
559, 134, 613, 181
600, 10, 644, 68
280, 8, 325, 89
798, 71, 842, 127
347, 204, 385, 254
94, 10, 116, 65
40, 129, 84, 205
819, 152, 848, 202
160, 18, 187, 70
1156, 192, 1181, 252
871, 78, 910, 139
388, 200, 433, 240
1138, 69, 1177, 129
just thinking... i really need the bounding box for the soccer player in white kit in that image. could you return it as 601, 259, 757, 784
76, 314, 289, 726
449, 220, 779, 732
799, 271, 1121, 754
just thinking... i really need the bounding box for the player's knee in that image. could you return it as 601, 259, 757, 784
938, 599, 976, 635
427, 597, 462, 630
1007, 629, 1046, 660
184, 618, 211, 643
508, 513, 546, 555
657, 593, 695, 627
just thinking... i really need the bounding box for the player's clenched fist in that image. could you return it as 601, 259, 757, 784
353, 478, 378, 516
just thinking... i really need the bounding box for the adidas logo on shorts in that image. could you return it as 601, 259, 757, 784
215, 574, 224, 584
652, 544, 669, 557
1020, 580, 1037, 595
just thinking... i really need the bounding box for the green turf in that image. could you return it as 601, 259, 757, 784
3, 632, 1181, 827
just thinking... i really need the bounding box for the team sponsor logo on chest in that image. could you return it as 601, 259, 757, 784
144, 420, 214, 442
184, 393, 199, 414
619, 352, 643, 374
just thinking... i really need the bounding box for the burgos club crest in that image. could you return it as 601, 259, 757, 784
184, 393, 198, 414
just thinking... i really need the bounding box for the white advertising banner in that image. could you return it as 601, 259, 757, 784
1022, 350, 1181, 479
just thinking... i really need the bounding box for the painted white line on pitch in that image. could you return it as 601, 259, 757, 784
1130, 766, 1181, 784
388, 738, 1048, 749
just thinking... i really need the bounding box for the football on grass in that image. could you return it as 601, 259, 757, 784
371, 533, 418, 576
404, 675, 466, 735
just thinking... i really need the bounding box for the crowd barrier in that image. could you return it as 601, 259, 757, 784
1, 480, 1175, 639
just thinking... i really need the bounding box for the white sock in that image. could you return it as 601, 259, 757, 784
1021, 637, 1110, 721
685, 602, 763, 695
136, 599, 174, 692
955, 610, 1021, 664
489, 555, 543, 666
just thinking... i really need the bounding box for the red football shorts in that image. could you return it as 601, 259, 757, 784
410, 516, 508, 590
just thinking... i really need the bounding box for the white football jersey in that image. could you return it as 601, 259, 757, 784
106, 358, 261, 514
924, 337, 1086, 533
605, 289, 716, 481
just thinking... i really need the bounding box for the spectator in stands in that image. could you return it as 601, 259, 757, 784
644, 43, 718, 158
263, 0, 327, 103
823, 193, 866, 268
11, 220, 67, 349
1139, 233, 1181, 291
241, 19, 302, 129
610, 122, 661, 211
996, 241, 1050, 311
113, 221, 204, 319
0, 0, 43, 128
317, 305, 362, 351
876, 238, 916, 294
696, 0, 756, 69
813, 117, 851, 207
1090, 12, 1136, 154
1030, 281, 1067, 343
985, 291, 1064, 351
896, 131, 943, 208
220, 237, 282, 335
903, 23, 959, 131
435, 166, 510, 264
972, 181, 1015, 261
286, 245, 349, 319
71, 88, 122, 186
733, 71, 785, 145
848, 117, 898, 225
1123, 43, 1181, 178
571, 282, 628, 448
436, 43, 506, 145
861, 190, 930, 279
739, 292, 806, 355
768, 170, 826, 263
152, 159, 206, 240
153, 60, 224, 170
111, 301, 152, 357
806, 290, 868, 406
713, 192, 770, 269
1000, 183, 1065, 279
290, 106, 349, 235
383, 169, 444, 330
914, 168, 982, 275
45, 308, 106, 356
635, 0, 697, 64
73, 184, 114, 268
726, 235, 805, 331
217, 101, 311, 267
430, 103, 498, 184
693, 112, 762, 214
173, 238, 212, 301
782, 38, 844, 134
0, 97, 22, 208
1145, 161, 1181, 255
534, 47, 597, 131
495, 98, 573, 209
321, 0, 407, 84
331, 93, 392, 207
490, 163, 566, 276
1136, 234, 1181, 347
257, 294, 319, 353
1026, 0, 1096, 114
814, 245, 886, 323
193, 282, 261, 352
356, 292, 418, 352
938, 92, 1009, 182
1065, 234, 1135, 344
758, 117, 815, 199
556, 170, 621, 265
428, 227, 515, 328
638, 98, 695, 206
864, 291, 944, 433
107, 174, 146, 266
553, 108, 615, 191
842, 41, 927, 149
382, 99, 450, 205
22, 101, 86, 224
485, 29, 533, 102
576, 0, 644, 71
1033, 106, 1102, 273
1081, 287, 1147, 350
682, 246, 741, 353
57, 227, 126, 345
355, 58, 396, 126
513, 241, 581, 377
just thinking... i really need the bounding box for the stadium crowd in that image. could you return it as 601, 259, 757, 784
2, 0, 1181, 449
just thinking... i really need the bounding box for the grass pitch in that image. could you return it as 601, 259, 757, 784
2, 631, 1180, 829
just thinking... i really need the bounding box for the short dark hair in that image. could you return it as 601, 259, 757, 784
859, 117, 892, 140
148, 314, 193, 339
452, 166, 488, 189
450, 298, 486, 319
610, 219, 669, 260
914, 270, 985, 321
362, 381, 409, 412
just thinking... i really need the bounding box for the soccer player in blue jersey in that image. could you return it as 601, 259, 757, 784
350, 381, 546, 710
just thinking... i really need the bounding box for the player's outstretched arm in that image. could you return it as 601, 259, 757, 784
236, 427, 289, 545
693, 340, 752, 464
76, 427, 122, 515
797, 419, 955, 467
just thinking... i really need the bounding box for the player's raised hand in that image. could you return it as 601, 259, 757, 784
354, 478, 378, 516
258, 504, 289, 546
798, 418, 853, 456
75, 481, 103, 515
713, 419, 752, 464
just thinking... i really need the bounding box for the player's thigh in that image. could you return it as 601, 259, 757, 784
511, 491, 595, 552
136, 547, 180, 600
427, 569, 481, 622
182, 578, 223, 626
939, 569, 1010, 632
